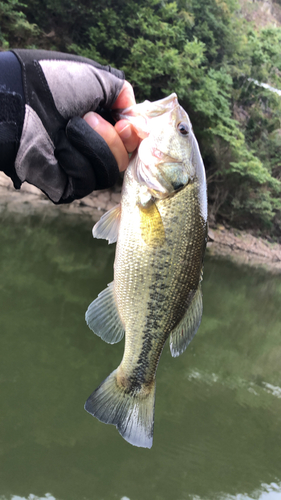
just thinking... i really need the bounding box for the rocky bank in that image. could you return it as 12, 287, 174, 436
0, 171, 122, 220
1, 172, 281, 273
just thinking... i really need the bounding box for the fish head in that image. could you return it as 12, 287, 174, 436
116, 94, 206, 201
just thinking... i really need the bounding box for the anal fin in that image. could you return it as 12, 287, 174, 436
85, 282, 125, 344
169, 285, 203, 357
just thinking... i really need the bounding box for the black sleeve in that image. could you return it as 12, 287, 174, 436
0, 51, 25, 189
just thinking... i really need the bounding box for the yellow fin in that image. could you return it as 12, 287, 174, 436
139, 202, 165, 246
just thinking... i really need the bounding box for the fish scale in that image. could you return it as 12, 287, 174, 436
84, 93, 207, 448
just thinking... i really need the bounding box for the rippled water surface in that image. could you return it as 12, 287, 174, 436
0, 214, 281, 500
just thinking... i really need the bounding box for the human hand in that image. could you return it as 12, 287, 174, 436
11, 49, 139, 204
84, 81, 140, 172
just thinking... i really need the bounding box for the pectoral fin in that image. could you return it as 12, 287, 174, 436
92, 204, 121, 244
85, 282, 125, 344
169, 285, 203, 357
139, 202, 165, 247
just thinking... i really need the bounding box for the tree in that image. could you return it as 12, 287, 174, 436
0, 0, 40, 49
2, 0, 281, 235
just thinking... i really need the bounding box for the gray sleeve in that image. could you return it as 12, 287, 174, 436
39, 59, 124, 119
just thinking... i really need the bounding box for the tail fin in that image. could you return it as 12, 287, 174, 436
84, 369, 155, 449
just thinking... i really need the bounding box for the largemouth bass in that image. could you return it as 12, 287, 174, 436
84, 93, 208, 448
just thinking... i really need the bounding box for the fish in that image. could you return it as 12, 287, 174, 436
84, 93, 208, 448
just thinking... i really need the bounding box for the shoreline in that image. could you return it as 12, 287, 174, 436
1, 172, 281, 273
207, 226, 281, 273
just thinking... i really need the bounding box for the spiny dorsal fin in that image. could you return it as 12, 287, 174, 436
92, 204, 121, 244
85, 282, 125, 344
169, 285, 203, 357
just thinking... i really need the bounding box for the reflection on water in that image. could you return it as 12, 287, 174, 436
221, 481, 281, 500
0, 215, 280, 500
2, 482, 281, 500
193, 481, 281, 499
186, 369, 281, 400
0, 495, 56, 500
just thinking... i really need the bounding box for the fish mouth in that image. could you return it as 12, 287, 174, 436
114, 93, 182, 139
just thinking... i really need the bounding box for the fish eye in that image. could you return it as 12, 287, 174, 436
177, 122, 189, 136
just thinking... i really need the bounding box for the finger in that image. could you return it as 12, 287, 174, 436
112, 80, 136, 110
84, 112, 129, 172
115, 119, 140, 153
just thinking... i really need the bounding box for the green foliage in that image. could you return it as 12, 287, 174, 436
1, 0, 281, 235
0, 0, 40, 49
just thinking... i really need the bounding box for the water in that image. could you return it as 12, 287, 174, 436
0, 214, 281, 500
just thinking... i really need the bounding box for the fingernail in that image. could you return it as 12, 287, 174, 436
118, 124, 131, 140
83, 112, 100, 129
